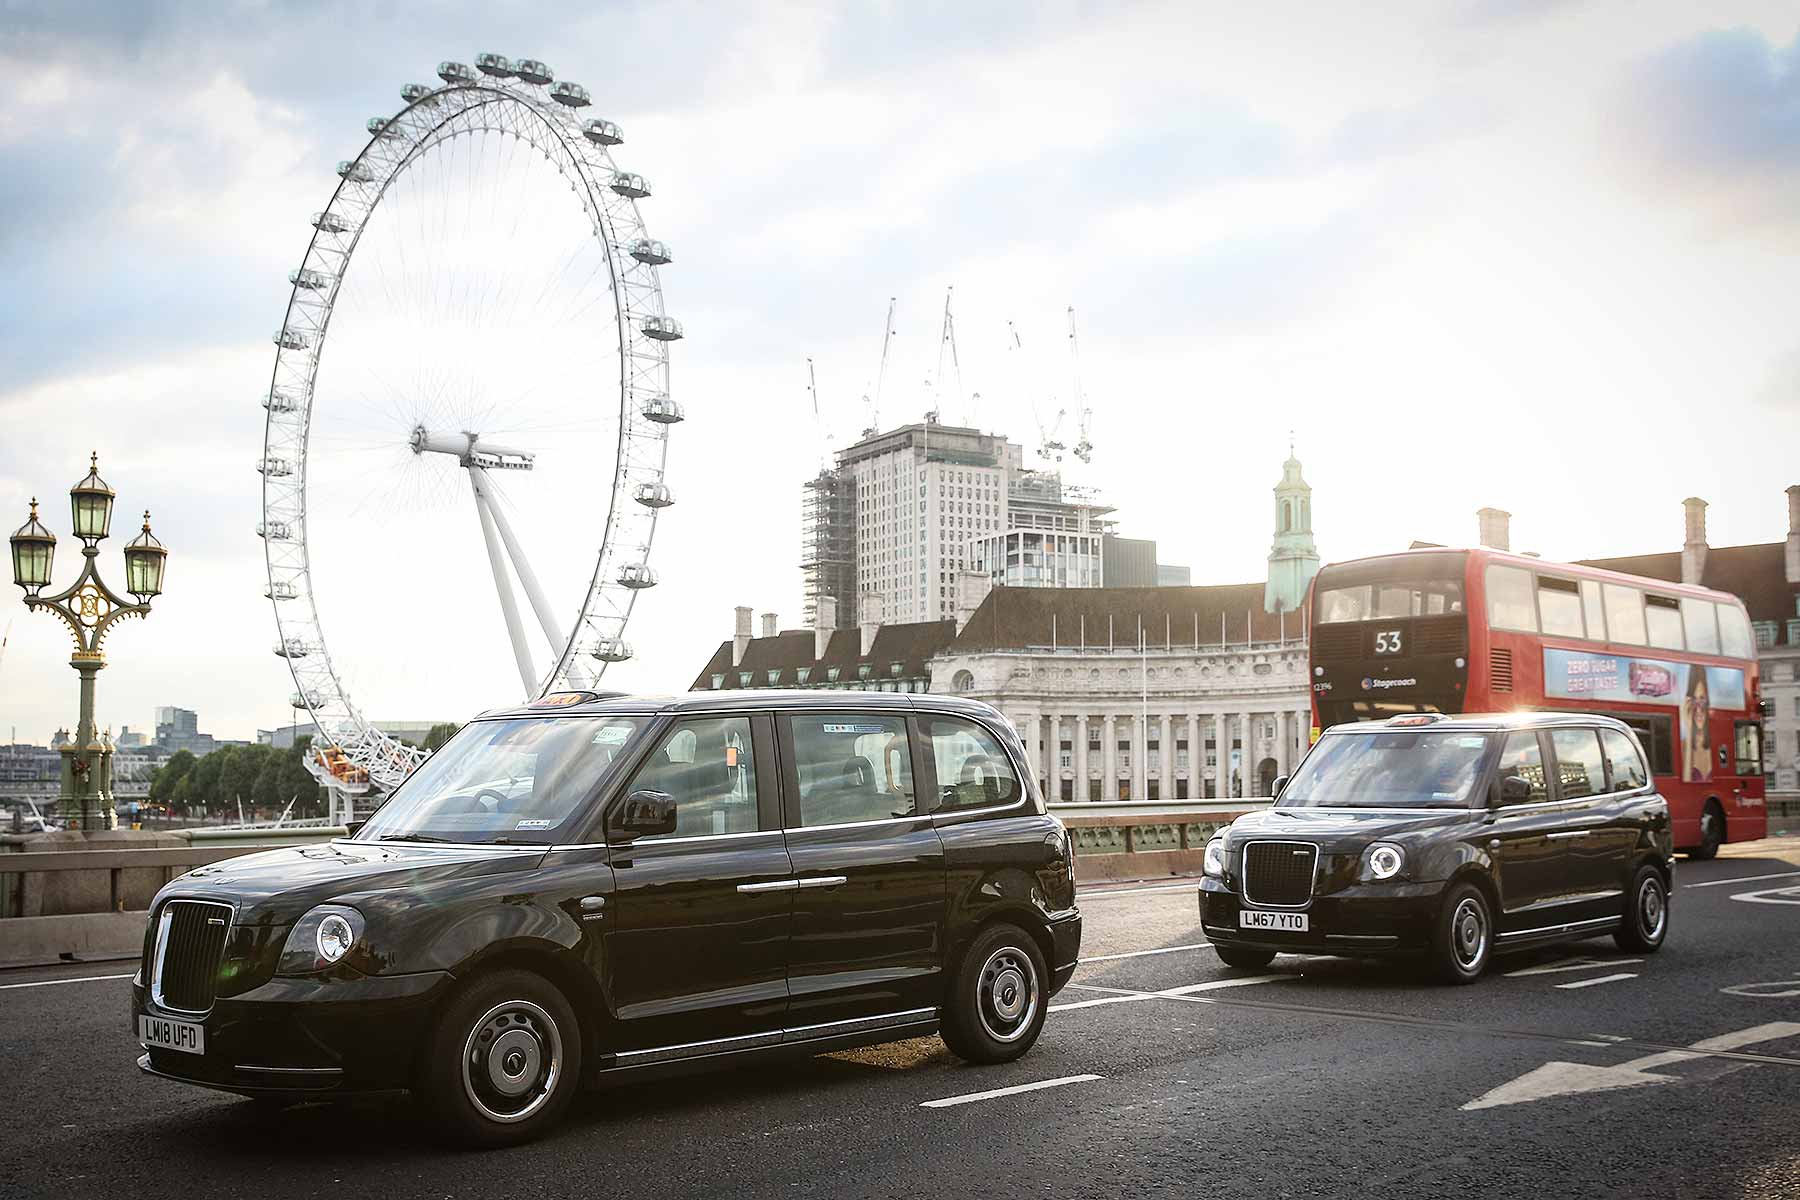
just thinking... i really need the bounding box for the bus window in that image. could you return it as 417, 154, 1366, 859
1538, 577, 1584, 638
1682, 597, 1720, 655
1318, 584, 1372, 623
1718, 604, 1753, 659
1734, 721, 1763, 777
1486, 565, 1537, 633
1645, 595, 1684, 650
1603, 584, 1646, 645
1603, 711, 1674, 776
1580, 580, 1607, 642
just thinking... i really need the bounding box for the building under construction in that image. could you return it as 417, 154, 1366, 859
801, 467, 856, 630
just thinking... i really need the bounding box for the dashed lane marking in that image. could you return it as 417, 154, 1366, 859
920, 1074, 1103, 1108
1079, 942, 1211, 963
1684, 870, 1800, 890
1554, 973, 1638, 990
0, 973, 132, 991
1505, 957, 1644, 978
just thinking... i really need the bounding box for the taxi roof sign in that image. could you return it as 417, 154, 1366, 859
1386, 713, 1448, 727
531, 690, 600, 708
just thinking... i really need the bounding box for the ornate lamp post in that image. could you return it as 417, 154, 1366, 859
9, 454, 169, 832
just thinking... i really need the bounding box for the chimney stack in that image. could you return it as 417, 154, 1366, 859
760, 612, 778, 639
732, 605, 753, 667
859, 592, 884, 657
1681, 497, 1708, 585
1786, 485, 1800, 585
954, 570, 993, 634
814, 596, 838, 661
1476, 508, 1511, 552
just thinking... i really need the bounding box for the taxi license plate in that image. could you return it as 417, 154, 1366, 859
139, 1014, 205, 1055
1239, 909, 1308, 932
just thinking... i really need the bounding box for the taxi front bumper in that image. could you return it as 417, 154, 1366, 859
1198, 876, 1445, 956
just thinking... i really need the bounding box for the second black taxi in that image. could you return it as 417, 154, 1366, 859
132, 690, 1080, 1146
1200, 711, 1673, 983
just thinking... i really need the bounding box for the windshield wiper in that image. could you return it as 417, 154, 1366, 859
377, 833, 453, 843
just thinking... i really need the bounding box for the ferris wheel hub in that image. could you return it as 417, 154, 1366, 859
410, 426, 535, 471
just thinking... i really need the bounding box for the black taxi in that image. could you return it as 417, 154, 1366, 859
1200, 712, 1673, 983
132, 691, 1080, 1145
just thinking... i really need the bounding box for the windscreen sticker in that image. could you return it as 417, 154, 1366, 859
592, 725, 632, 744
823, 723, 889, 735
1456, 737, 1486, 748
514, 819, 555, 830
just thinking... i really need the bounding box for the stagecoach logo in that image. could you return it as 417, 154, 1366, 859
1362, 676, 1417, 691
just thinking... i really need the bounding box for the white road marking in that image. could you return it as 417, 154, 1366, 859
1050, 974, 1287, 1014
1049, 994, 1149, 1013
1504, 957, 1643, 978
1684, 869, 1800, 889
1729, 885, 1800, 906
0, 973, 133, 991
1721, 980, 1800, 999
1554, 973, 1638, 990
920, 1074, 1102, 1108
1159, 975, 1288, 996
1080, 942, 1211, 963
1078, 882, 1197, 899
1462, 1022, 1800, 1111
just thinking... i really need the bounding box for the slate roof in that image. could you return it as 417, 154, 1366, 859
948, 583, 1306, 653
689, 620, 958, 691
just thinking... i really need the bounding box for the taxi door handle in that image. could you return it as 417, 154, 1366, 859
1546, 830, 1592, 840
796, 875, 848, 890
738, 880, 801, 894
579, 895, 606, 912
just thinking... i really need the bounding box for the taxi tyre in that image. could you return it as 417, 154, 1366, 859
941, 923, 1048, 1065
1613, 864, 1670, 954
1429, 882, 1493, 985
1214, 945, 1277, 970
417, 969, 583, 1148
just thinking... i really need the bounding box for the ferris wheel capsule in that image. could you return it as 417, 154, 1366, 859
289, 690, 325, 710
289, 268, 331, 290
514, 58, 554, 85
257, 457, 293, 477
337, 160, 373, 182
400, 82, 434, 104
274, 637, 312, 659
265, 582, 297, 600
610, 171, 651, 199
474, 52, 515, 77
582, 118, 623, 145
256, 520, 292, 541
312, 211, 353, 234
618, 563, 658, 589
438, 61, 476, 85
641, 315, 683, 341
550, 81, 590, 107
633, 482, 674, 509
273, 328, 308, 350
590, 638, 633, 663
640, 394, 684, 423
629, 238, 672, 265
263, 388, 299, 413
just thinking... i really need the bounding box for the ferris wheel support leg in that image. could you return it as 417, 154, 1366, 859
471, 464, 575, 685
470, 470, 538, 699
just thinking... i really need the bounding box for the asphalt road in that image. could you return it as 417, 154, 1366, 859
4, 842, 1798, 1200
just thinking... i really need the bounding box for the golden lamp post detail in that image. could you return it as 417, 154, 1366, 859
9, 454, 169, 832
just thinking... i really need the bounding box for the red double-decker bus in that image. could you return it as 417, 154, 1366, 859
1307, 547, 1766, 858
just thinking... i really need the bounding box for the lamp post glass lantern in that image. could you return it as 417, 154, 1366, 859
9, 454, 168, 832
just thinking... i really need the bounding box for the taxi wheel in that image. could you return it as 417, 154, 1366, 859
417, 969, 583, 1148
1214, 945, 1276, 970
1613, 865, 1669, 953
941, 923, 1048, 1065
1430, 883, 1492, 985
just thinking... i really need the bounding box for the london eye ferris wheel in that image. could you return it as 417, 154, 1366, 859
259, 52, 683, 790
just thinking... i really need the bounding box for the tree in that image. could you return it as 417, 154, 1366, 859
424, 723, 461, 752
188, 750, 226, 814
218, 744, 271, 813
149, 750, 196, 808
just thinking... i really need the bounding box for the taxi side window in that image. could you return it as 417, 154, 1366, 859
788, 714, 916, 827
1496, 732, 1547, 803
923, 716, 1021, 812
1550, 729, 1606, 799
625, 716, 758, 838
1601, 728, 1648, 791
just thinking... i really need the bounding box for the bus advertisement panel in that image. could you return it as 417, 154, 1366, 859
1543, 649, 1744, 784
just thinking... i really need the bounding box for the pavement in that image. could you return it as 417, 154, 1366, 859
3, 839, 1798, 1199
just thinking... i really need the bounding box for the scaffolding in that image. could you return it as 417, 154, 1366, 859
801, 467, 856, 630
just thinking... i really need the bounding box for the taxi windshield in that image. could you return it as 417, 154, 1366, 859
354, 716, 648, 844
1279, 729, 1495, 809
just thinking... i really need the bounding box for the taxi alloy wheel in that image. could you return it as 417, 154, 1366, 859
1430, 883, 1492, 985
1614, 865, 1669, 953
942, 923, 1049, 1065
420, 969, 583, 1147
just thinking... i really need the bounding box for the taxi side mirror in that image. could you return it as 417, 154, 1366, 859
612, 789, 677, 839
1496, 776, 1533, 806
1270, 774, 1290, 799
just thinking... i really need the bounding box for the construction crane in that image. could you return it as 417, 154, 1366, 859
862, 297, 896, 438
806, 356, 834, 469
1068, 305, 1094, 464
0, 619, 10, 682
930, 286, 964, 424
1012, 319, 1066, 462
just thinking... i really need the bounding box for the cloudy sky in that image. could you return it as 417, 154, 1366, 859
2, 0, 1797, 744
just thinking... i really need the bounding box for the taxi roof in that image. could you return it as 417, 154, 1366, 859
1327, 711, 1635, 734
474, 688, 1002, 722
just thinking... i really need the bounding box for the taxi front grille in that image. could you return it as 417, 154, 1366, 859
152, 900, 233, 1013
1242, 841, 1317, 907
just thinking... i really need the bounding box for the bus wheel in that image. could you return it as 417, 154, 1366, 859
1687, 802, 1724, 861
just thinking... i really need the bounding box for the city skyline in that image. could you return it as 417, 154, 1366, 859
4, 1, 1798, 742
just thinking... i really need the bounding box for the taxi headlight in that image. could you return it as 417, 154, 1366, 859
1203, 837, 1227, 878
1363, 843, 1405, 882
278, 905, 366, 975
